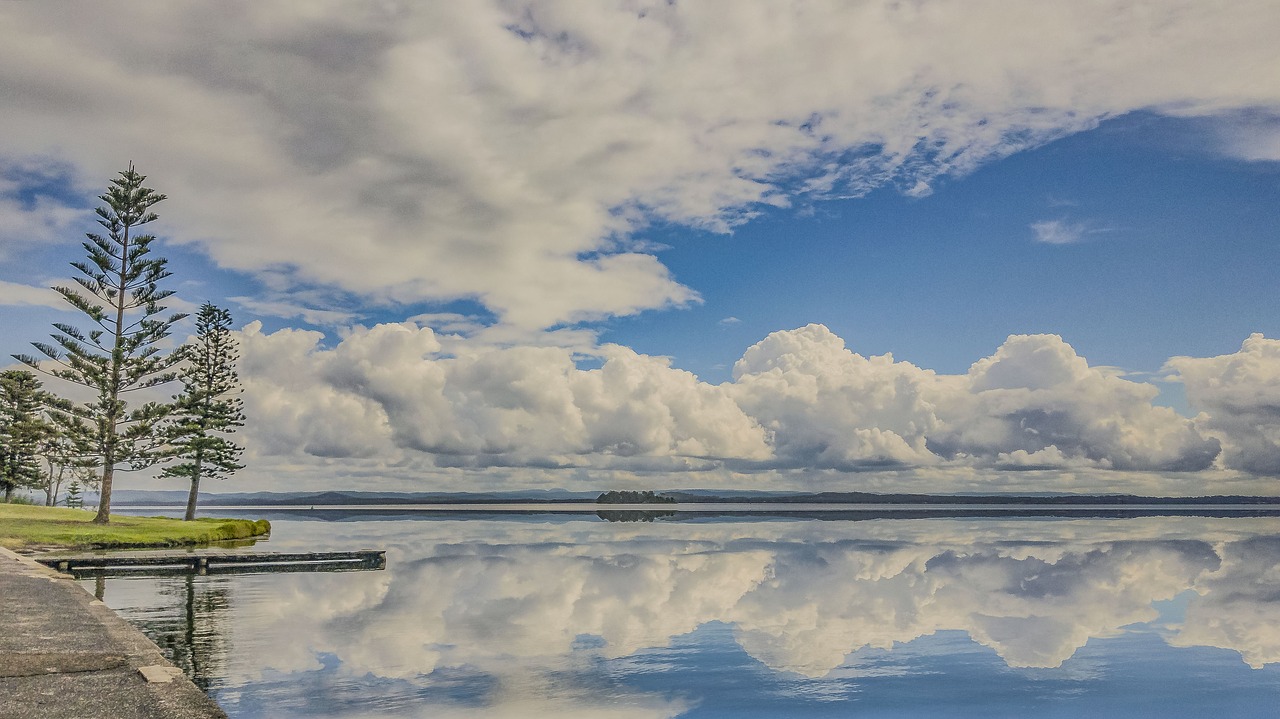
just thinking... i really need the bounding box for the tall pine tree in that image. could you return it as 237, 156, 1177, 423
16, 164, 186, 523
163, 303, 245, 520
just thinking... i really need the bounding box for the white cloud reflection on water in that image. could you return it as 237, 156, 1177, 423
95, 515, 1280, 717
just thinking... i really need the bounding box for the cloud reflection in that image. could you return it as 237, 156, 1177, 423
230, 519, 1280, 680
101, 517, 1280, 716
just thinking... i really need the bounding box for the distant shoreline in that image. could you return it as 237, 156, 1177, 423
124, 502, 1280, 511
111, 489, 1280, 509
113, 501, 1280, 521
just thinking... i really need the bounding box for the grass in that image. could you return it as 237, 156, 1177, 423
0, 503, 271, 551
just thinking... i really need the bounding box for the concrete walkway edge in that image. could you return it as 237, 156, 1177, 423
0, 546, 228, 718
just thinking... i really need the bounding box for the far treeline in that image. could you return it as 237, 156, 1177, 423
1, 165, 245, 523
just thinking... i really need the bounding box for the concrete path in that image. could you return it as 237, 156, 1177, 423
0, 547, 227, 719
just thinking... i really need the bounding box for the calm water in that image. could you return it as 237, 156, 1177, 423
87, 511, 1280, 718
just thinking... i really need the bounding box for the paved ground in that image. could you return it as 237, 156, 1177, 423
0, 547, 227, 719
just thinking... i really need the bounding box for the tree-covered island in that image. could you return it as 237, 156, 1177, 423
596, 490, 678, 504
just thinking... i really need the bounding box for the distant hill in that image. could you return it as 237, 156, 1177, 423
660, 491, 1280, 505
110, 488, 599, 506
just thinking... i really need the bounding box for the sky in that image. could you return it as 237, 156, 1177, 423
2, 1, 1279, 495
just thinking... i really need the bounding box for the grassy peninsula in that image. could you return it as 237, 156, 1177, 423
0, 504, 270, 551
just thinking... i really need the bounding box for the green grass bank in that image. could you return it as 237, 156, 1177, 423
0, 503, 270, 550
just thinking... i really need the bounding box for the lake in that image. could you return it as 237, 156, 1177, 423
89, 510, 1280, 718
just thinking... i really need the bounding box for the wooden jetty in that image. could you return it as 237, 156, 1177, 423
38, 550, 386, 577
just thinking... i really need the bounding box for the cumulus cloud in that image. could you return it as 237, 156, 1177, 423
729, 324, 942, 469
726, 326, 1217, 473
1, 2, 1278, 327
237, 322, 399, 460
928, 333, 1220, 472
237, 321, 771, 469
1166, 333, 1280, 474
234, 321, 1222, 481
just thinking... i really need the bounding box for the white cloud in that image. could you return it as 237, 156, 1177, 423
1, 2, 1278, 326
232, 322, 1223, 482
236, 321, 771, 468
0, 157, 89, 258
1030, 219, 1115, 245
729, 324, 942, 469
1215, 111, 1280, 162
0, 196, 85, 259
407, 312, 488, 336
0, 279, 68, 310
228, 296, 360, 327
928, 333, 1220, 472
1030, 219, 1088, 245
237, 321, 399, 460
1166, 334, 1280, 474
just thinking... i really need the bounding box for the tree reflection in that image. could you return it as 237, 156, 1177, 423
596, 509, 676, 522
106, 574, 231, 692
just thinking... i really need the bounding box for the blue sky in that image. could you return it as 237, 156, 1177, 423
609, 112, 1280, 384
3, 2, 1280, 494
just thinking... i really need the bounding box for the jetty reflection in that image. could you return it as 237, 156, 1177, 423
45, 550, 386, 579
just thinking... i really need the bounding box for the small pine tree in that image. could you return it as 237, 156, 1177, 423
65, 479, 83, 509
162, 303, 245, 520
0, 370, 51, 502
15, 165, 186, 524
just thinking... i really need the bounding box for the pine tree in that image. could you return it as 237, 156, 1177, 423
162, 303, 245, 520
65, 479, 83, 509
0, 370, 50, 502
15, 165, 186, 523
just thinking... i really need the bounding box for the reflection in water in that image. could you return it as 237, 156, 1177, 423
596, 509, 677, 522
1173, 535, 1280, 668
95, 574, 232, 693
88, 515, 1280, 717
164, 574, 230, 692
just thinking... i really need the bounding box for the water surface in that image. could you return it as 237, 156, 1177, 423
91, 511, 1280, 717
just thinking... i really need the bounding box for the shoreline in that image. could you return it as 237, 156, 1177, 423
0, 504, 270, 552
0, 546, 227, 718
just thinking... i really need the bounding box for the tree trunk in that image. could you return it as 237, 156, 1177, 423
94, 463, 113, 524
51, 469, 65, 507
96, 215, 130, 525
184, 463, 201, 521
